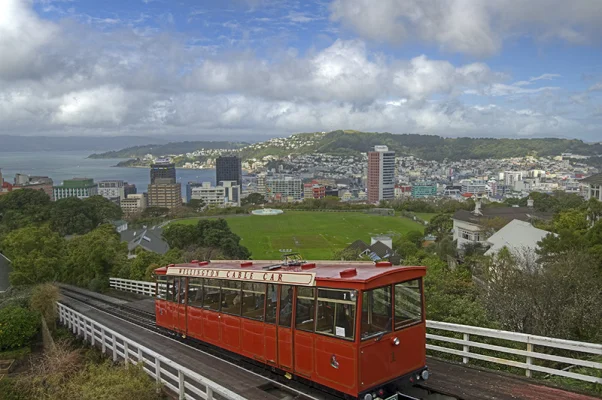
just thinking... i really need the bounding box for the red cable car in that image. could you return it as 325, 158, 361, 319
154, 257, 429, 400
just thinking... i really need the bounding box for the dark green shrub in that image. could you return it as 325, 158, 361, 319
30, 283, 60, 332
0, 306, 40, 351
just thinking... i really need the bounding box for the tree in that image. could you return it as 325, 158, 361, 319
332, 247, 362, 261
241, 193, 265, 206
405, 230, 424, 247
0, 189, 51, 233
62, 224, 129, 289
425, 213, 452, 240
162, 224, 198, 249
83, 195, 123, 225
186, 199, 205, 212
50, 197, 95, 236
1, 225, 66, 285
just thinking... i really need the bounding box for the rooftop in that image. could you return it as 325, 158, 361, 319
453, 207, 553, 225
581, 172, 602, 185
160, 260, 424, 283
485, 219, 554, 256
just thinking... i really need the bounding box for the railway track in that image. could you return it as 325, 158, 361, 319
59, 287, 457, 400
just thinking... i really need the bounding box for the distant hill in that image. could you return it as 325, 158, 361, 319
88, 141, 248, 159
0, 135, 166, 152
87, 130, 602, 162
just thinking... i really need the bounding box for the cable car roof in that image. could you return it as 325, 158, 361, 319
155, 260, 425, 285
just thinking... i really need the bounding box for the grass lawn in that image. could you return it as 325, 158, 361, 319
176, 211, 425, 260
414, 212, 437, 222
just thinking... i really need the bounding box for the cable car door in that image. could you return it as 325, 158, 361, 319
277, 285, 294, 371
172, 277, 187, 334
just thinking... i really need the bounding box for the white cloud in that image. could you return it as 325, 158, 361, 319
330, 0, 602, 56
0, 0, 599, 141
589, 83, 602, 92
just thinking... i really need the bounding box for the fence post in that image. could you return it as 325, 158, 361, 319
112, 333, 117, 362
138, 347, 143, 366
124, 342, 129, 367
526, 342, 534, 378
101, 329, 106, 353
207, 387, 214, 400
463, 333, 470, 364
90, 322, 95, 346
178, 370, 185, 400
155, 358, 161, 393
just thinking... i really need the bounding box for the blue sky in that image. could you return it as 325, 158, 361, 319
1, 0, 601, 140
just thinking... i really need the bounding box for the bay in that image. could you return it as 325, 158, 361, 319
0, 151, 216, 197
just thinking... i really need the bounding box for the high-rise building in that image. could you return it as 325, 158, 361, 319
216, 156, 242, 189
150, 159, 176, 184
98, 180, 126, 201
53, 178, 98, 200
147, 179, 182, 209
186, 182, 204, 203
124, 183, 137, 197
367, 145, 395, 204
148, 159, 181, 209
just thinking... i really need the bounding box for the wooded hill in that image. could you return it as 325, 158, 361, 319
89, 130, 602, 162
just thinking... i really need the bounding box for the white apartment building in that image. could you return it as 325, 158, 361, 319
120, 194, 147, 215
504, 171, 524, 187
265, 177, 303, 202
191, 181, 241, 207
98, 180, 126, 200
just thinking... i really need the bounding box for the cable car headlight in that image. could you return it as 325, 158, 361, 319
392, 337, 400, 346
421, 369, 430, 380
363, 394, 373, 400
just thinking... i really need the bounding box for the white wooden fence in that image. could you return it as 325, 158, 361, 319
58, 302, 247, 400
109, 277, 602, 385
110, 278, 157, 297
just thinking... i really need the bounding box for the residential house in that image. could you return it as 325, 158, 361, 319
452, 199, 552, 250
582, 173, 602, 201
484, 219, 554, 260
120, 226, 169, 258
345, 235, 401, 265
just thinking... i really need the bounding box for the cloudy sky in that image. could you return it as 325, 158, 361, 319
1, 0, 602, 140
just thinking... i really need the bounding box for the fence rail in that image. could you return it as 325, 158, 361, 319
58, 302, 247, 400
110, 278, 156, 296
426, 321, 602, 384
109, 277, 602, 385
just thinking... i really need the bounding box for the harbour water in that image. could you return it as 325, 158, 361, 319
0, 151, 216, 197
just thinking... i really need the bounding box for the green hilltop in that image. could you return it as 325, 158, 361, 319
89, 130, 602, 162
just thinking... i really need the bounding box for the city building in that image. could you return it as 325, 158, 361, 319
150, 159, 176, 184
216, 156, 242, 189
460, 179, 488, 195
97, 180, 126, 201
411, 182, 437, 198
147, 179, 182, 209
394, 184, 412, 199
190, 181, 241, 207
124, 183, 137, 197
120, 193, 147, 216
367, 145, 395, 203
582, 173, 602, 201
53, 178, 98, 200
12, 174, 54, 200
303, 182, 326, 199
186, 182, 205, 203
265, 177, 303, 202
504, 171, 524, 187
0, 169, 12, 196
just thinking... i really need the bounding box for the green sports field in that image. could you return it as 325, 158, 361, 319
176, 211, 424, 260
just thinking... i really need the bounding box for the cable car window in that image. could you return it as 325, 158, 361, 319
295, 287, 316, 332
188, 278, 203, 308
171, 277, 186, 304
361, 286, 392, 340
265, 284, 278, 324
241, 282, 266, 321
156, 276, 168, 300
203, 279, 221, 311
316, 289, 357, 340
221, 280, 242, 316
395, 279, 423, 330
278, 285, 294, 327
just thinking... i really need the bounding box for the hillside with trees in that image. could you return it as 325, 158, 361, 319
90, 130, 602, 163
